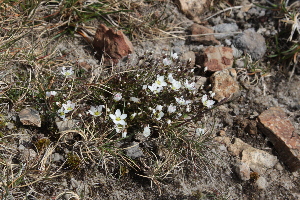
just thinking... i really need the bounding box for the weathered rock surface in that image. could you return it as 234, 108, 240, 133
241, 146, 278, 174
188, 24, 220, 45
56, 119, 77, 132
175, 0, 210, 22
258, 107, 300, 172
181, 51, 196, 67
217, 137, 278, 175
200, 46, 233, 72
19, 108, 41, 127
233, 29, 266, 60
213, 23, 239, 39
256, 176, 268, 190
210, 68, 240, 101
93, 24, 133, 65
234, 162, 251, 181
126, 142, 144, 159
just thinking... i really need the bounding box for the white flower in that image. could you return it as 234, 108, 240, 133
148, 83, 163, 94
143, 125, 151, 137
88, 105, 105, 116
175, 96, 192, 105
186, 104, 191, 112
167, 119, 172, 125
170, 80, 181, 91
61, 67, 74, 77
156, 112, 164, 120
142, 85, 148, 90
184, 80, 196, 91
152, 105, 164, 120
109, 109, 127, 125
196, 128, 205, 136
131, 113, 137, 119
171, 52, 178, 60
62, 100, 75, 113
122, 131, 127, 138
46, 91, 57, 97
163, 58, 172, 66
57, 108, 66, 120
168, 73, 174, 83
156, 105, 163, 111
209, 91, 215, 98
114, 124, 126, 136
155, 75, 167, 87
130, 97, 140, 103
113, 93, 122, 101
202, 94, 215, 108
167, 104, 176, 113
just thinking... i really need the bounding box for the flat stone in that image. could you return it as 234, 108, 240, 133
181, 51, 196, 67
226, 137, 278, 174
210, 68, 240, 101
202, 46, 233, 72
227, 137, 251, 156
19, 108, 41, 127
188, 24, 220, 45
56, 119, 76, 132
93, 24, 133, 65
175, 0, 210, 22
233, 29, 266, 60
241, 147, 278, 174
258, 107, 300, 172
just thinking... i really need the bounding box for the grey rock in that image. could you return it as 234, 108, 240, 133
213, 23, 239, 39
126, 142, 144, 159
234, 162, 251, 181
233, 29, 266, 60
19, 108, 41, 127
256, 176, 268, 190
181, 51, 196, 66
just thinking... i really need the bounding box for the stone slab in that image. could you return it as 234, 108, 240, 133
258, 107, 300, 172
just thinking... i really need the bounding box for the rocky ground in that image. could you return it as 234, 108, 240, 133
1, 0, 300, 199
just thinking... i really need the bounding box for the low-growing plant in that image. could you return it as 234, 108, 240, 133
256, 0, 299, 75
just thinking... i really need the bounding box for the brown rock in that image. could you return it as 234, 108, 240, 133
210, 68, 240, 102
93, 24, 134, 65
188, 24, 220, 45
175, 0, 210, 22
181, 51, 196, 67
19, 108, 41, 127
201, 46, 233, 71
227, 137, 251, 156
258, 107, 300, 172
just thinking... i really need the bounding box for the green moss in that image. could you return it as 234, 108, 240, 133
34, 138, 50, 152
66, 153, 81, 170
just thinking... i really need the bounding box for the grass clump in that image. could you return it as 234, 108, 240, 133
257, 0, 299, 75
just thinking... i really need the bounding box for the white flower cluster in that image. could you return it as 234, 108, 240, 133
146, 73, 196, 94
57, 100, 76, 120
